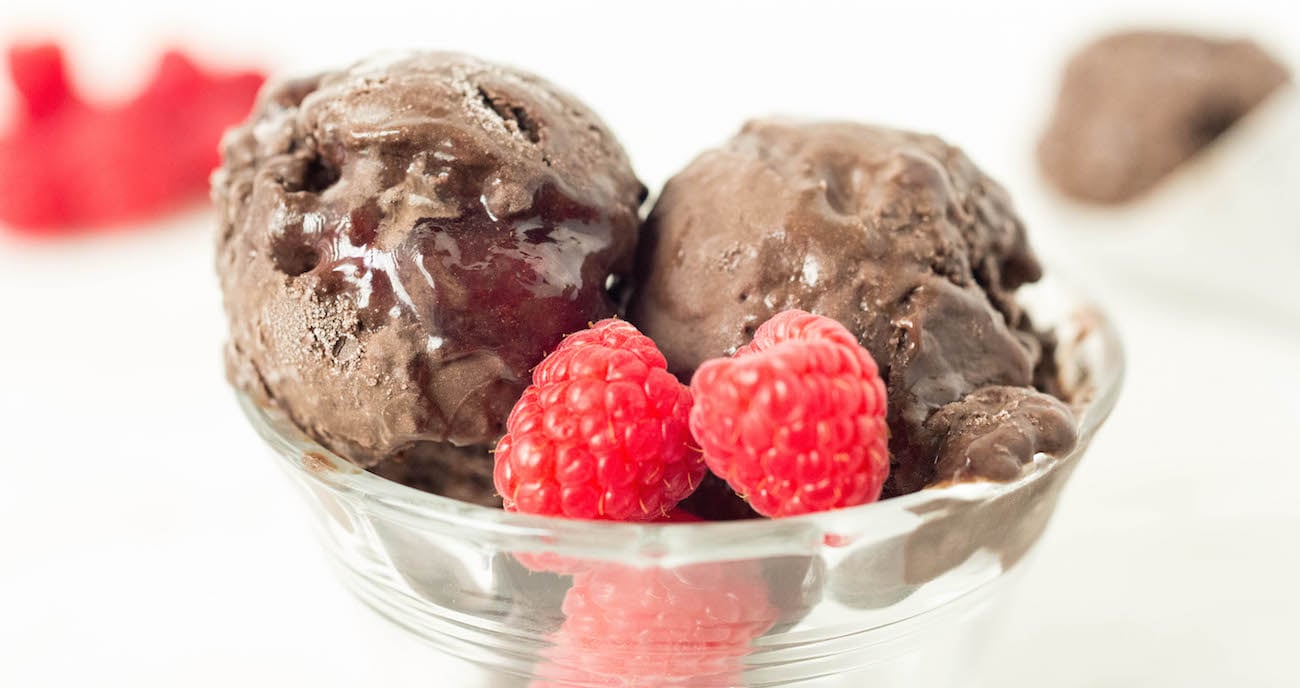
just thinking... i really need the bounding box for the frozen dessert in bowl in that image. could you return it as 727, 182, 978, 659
219, 51, 1122, 686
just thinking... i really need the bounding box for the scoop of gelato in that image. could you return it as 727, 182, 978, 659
629, 120, 1075, 497
215, 52, 644, 498
1038, 31, 1290, 204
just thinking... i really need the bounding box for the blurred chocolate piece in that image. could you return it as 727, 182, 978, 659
1038, 30, 1290, 203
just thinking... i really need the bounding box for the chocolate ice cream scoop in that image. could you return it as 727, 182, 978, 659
1038, 31, 1291, 204
215, 52, 644, 499
628, 120, 1076, 498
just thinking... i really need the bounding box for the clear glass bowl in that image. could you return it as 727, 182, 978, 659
237, 276, 1123, 687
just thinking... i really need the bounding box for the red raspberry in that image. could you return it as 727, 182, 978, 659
8, 43, 79, 120
0, 42, 264, 235
494, 319, 705, 521
531, 561, 776, 687
689, 310, 889, 518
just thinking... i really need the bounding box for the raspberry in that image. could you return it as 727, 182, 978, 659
531, 561, 776, 687
494, 319, 705, 521
689, 310, 889, 517
9, 43, 79, 120
0, 42, 264, 235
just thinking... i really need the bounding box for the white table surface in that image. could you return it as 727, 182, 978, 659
2, 2, 1298, 686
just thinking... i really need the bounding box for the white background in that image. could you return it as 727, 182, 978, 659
1, 1, 1298, 686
